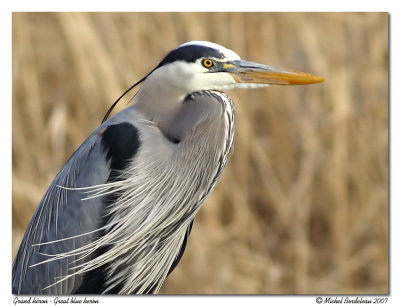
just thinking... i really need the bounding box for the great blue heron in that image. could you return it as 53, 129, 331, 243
12, 41, 323, 294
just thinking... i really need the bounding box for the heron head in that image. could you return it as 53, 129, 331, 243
147, 41, 324, 95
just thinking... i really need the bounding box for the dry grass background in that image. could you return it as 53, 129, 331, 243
12, 12, 388, 294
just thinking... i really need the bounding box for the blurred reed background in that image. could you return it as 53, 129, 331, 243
12, 12, 388, 294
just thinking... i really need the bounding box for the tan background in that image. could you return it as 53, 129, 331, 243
12, 12, 388, 294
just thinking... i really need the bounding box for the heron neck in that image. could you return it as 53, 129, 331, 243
133, 75, 186, 129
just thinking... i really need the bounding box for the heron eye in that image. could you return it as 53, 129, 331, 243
202, 59, 214, 69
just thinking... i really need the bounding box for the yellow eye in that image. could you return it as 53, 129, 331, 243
202, 59, 214, 68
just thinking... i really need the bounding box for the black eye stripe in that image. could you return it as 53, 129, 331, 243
156, 45, 225, 68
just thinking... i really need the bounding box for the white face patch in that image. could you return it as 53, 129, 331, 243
178, 41, 241, 61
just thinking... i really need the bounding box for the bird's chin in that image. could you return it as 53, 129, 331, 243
232, 83, 270, 89
206, 83, 270, 91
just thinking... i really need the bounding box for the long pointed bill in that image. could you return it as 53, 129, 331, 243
225, 60, 324, 85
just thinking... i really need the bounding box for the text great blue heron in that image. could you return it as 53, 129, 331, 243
13, 41, 323, 294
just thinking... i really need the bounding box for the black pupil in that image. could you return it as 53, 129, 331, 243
205, 60, 212, 67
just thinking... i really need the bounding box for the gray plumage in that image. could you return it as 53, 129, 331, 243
12, 41, 323, 294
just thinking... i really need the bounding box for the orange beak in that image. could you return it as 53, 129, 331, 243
225, 60, 324, 85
